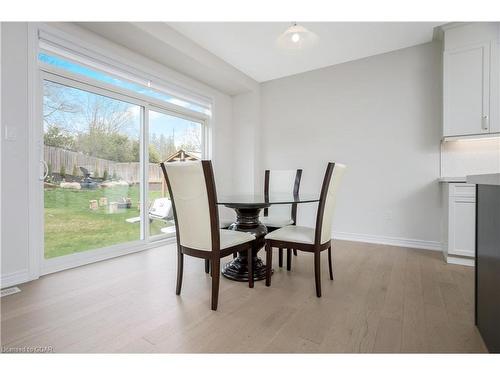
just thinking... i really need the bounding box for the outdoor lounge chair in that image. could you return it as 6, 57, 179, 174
125, 197, 174, 224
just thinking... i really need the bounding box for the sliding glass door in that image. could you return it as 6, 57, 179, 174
42, 79, 144, 259
40, 74, 207, 272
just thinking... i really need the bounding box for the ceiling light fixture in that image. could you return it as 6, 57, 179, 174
277, 22, 318, 50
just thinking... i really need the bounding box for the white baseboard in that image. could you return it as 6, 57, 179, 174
1, 269, 31, 289
333, 231, 442, 251
446, 256, 475, 267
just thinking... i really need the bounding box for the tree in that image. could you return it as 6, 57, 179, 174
178, 124, 201, 153
43, 81, 78, 127
153, 133, 176, 160
148, 145, 161, 163
43, 81, 138, 162
44, 124, 74, 149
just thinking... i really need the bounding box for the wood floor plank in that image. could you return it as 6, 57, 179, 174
0, 240, 486, 353
373, 317, 402, 353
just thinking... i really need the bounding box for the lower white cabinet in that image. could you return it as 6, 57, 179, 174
442, 182, 476, 266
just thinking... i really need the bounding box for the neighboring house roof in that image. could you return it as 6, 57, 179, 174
163, 149, 200, 163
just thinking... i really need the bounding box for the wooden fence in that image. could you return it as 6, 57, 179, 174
44, 146, 163, 182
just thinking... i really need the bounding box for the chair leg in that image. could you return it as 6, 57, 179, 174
175, 248, 184, 295
265, 243, 272, 287
205, 259, 210, 274
328, 246, 334, 280
314, 251, 322, 297
293, 249, 297, 256
248, 248, 254, 289
211, 258, 220, 311
286, 248, 292, 271
278, 248, 283, 268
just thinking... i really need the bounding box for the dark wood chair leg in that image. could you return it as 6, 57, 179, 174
205, 259, 210, 274
278, 248, 283, 267
175, 249, 184, 295
211, 258, 220, 311
314, 250, 322, 297
328, 246, 334, 280
293, 249, 297, 256
248, 247, 254, 288
265, 243, 272, 287
286, 248, 292, 271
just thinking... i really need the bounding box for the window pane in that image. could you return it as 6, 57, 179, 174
43, 80, 142, 258
148, 110, 203, 237
39, 52, 211, 115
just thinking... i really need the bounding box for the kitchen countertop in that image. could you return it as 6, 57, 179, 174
467, 173, 500, 186
438, 176, 467, 183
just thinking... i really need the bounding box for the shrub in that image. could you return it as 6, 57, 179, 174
60, 165, 66, 178
72, 164, 78, 177
103, 169, 109, 181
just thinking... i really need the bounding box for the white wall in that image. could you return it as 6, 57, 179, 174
1, 23, 31, 286
0, 22, 238, 286
231, 89, 261, 194
260, 42, 443, 248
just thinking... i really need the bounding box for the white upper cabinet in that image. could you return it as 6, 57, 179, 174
444, 42, 490, 136
442, 23, 500, 138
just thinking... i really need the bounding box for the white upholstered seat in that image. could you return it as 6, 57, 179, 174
220, 229, 255, 249
265, 225, 315, 244
261, 216, 294, 228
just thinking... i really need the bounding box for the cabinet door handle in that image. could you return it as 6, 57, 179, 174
482, 115, 489, 131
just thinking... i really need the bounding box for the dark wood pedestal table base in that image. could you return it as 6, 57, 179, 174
217, 193, 319, 282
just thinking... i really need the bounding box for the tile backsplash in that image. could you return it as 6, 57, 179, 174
441, 137, 500, 177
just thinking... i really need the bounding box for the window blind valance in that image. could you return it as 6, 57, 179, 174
37, 29, 212, 116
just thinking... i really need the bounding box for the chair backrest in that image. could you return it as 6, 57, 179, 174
264, 169, 302, 222
160, 160, 220, 253
314, 163, 346, 245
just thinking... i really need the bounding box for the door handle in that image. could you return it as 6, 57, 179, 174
40, 160, 48, 181
482, 115, 489, 131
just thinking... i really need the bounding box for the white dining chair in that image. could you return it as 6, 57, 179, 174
264, 162, 346, 297
262, 169, 302, 269
160, 160, 256, 311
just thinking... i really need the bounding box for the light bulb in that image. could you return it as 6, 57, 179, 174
291, 33, 300, 43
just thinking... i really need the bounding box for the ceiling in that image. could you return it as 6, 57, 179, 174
169, 22, 444, 82
78, 22, 258, 95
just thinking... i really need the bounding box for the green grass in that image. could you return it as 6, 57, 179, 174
44, 185, 169, 259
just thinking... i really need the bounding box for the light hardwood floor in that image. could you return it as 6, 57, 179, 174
0, 240, 486, 353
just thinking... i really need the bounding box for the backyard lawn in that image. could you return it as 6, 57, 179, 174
44, 185, 169, 259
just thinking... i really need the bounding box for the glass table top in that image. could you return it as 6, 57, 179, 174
217, 193, 319, 208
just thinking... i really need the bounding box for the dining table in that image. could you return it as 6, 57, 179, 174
216, 193, 319, 282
